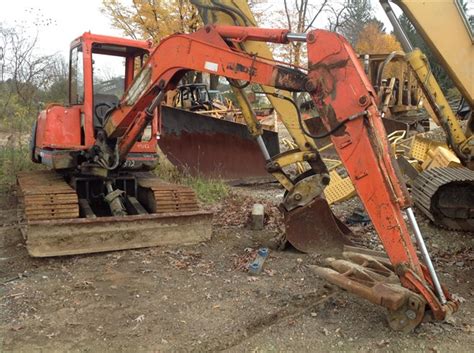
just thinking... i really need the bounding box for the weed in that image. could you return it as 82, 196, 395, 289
0, 144, 43, 193
154, 160, 228, 204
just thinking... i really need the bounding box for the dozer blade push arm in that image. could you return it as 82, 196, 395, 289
100, 25, 457, 326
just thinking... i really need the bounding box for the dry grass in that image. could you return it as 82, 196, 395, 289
0, 144, 43, 193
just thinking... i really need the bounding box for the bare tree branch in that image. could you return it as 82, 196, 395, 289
283, 0, 293, 32
304, 0, 328, 32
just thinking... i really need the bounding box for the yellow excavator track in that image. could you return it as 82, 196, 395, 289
17, 170, 212, 257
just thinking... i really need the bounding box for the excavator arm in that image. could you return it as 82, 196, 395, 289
93, 25, 457, 330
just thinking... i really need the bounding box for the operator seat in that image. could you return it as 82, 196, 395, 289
93, 93, 120, 129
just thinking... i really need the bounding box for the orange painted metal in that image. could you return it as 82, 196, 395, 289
102, 25, 456, 320
304, 29, 453, 318
305, 30, 419, 274
108, 26, 306, 159
34, 33, 156, 157
36, 106, 83, 149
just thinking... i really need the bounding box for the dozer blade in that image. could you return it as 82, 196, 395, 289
310, 247, 427, 333
282, 197, 353, 255
23, 212, 212, 257
158, 106, 279, 180
17, 170, 213, 257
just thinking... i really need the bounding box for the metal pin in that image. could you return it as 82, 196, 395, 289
406, 207, 447, 304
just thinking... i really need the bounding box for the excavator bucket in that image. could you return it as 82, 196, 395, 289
17, 170, 213, 257
158, 106, 279, 180
282, 197, 353, 255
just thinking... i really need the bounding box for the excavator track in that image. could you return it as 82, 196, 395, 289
17, 170, 80, 221
17, 171, 212, 257
412, 167, 474, 231
137, 178, 200, 214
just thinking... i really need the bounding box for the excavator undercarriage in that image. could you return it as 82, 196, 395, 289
17, 170, 212, 257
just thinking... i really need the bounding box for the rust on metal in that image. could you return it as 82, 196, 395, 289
24, 211, 213, 257
311, 250, 427, 332
18, 170, 213, 257
413, 167, 474, 231
307, 58, 349, 98
272, 66, 308, 92
226, 62, 255, 75
17, 170, 79, 221
137, 177, 200, 213
159, 106, 279, 179
282, 197, 352, 255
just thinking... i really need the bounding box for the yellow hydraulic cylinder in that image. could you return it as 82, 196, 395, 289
406, 49, 473, 161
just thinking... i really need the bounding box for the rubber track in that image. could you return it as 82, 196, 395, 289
412, 167, 474, 231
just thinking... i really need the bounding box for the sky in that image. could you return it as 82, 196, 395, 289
0, 0, 398, 58
1, 0, 123, 58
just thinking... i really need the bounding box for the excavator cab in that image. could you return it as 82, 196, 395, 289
73, 39, 149, 131
33, 33, 158, 171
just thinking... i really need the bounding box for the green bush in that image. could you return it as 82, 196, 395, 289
183, 175, 229, 204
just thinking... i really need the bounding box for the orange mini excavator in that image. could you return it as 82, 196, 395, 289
20, 25, 458, 331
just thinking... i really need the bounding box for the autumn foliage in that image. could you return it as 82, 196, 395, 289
355, 22, 402, 55
101, 0, 202, 42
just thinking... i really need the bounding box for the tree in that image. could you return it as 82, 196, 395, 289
102, 0, 205, 85
355, 20, 401, 55
0, 25, 65, 134
335, 0, 374, 46
39, 57, 68, 104
280, 0, 329, 68
355, 20, 402, 78
101, 0, 202, 42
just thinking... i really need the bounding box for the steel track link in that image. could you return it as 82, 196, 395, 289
412, 167, 474, 231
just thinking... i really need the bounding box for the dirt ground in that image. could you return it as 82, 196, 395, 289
0, 184, 473, 353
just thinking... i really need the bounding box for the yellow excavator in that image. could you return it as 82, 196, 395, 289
380, 0, 474, 231
193, 0, 474, 231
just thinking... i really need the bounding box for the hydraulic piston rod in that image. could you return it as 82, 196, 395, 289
287, 33, 307, 42
406, 207, 447, 304
256, 135, 271, 161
